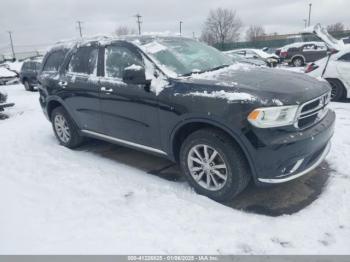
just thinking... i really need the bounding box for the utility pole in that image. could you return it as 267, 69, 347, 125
303, 19, 308, 28
77, 21, 83, 38
308, 3, 312, 27
7, 31, 15, 60
179, 21, 183, 36
135, 14, 142, 35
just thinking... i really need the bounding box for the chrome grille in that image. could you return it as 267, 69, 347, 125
295, 92, 331, 129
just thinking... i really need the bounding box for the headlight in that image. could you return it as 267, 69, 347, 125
248, 105, 299, 128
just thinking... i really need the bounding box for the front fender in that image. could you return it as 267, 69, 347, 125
168, 116, 258, 180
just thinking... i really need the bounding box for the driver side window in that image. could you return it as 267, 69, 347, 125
105, 46, 143, 79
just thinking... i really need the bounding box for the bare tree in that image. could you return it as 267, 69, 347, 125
327, 22, 345, 33
114, 25, 136, 36
200, 8, 242, 47
245, 25, 266, 42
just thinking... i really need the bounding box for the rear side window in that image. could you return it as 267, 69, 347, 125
105, 46, 142, 79
339, 53, 350, 62
68, 46, 98, 75
43, 51, 66, 72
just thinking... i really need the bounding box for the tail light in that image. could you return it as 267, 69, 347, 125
280, 51, 288, 58
305, 63, 319, 73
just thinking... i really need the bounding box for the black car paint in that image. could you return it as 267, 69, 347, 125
38, 37, 335, 184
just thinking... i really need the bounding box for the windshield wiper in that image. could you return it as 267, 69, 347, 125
182, 64, 230, 77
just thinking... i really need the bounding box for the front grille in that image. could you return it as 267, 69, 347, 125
295, 92, 331, 129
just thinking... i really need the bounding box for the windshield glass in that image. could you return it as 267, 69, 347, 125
138, 38, 233, 76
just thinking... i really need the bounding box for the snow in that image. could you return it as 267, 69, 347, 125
0, 67, 17, 78
125, 64, 143, 71
1, 84, 350, 255
140, 41, 168, 54
184, 63, 252, 82
280, 41, 326, 52
184, 90, 257, 103
4, 61, 23, 74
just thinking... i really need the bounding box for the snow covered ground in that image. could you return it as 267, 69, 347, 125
0, 84, 350, 254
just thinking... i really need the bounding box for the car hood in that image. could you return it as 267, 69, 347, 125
177, 64, 330, 106
304, 24, 345, 51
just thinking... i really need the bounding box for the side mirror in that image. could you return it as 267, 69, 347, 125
122, 65, 148, 85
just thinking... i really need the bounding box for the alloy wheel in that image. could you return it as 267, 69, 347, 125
187, 144, 228, 191
54, 114, 71, 143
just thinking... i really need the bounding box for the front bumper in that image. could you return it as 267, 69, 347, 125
257, 141, 330, 183
243, 109, 335, 184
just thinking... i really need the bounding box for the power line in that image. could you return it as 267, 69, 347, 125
77, 21, 83, 38
135, 14, 142, 35
7, 31, 16, 59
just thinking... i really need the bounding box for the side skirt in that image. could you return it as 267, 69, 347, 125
81, 129, 168, 156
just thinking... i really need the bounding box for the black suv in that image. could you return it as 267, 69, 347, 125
280, 42, 328, 67
38, 36, 335, 202
20, 59, 42, 91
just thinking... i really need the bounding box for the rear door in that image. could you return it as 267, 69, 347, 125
302, 43, 327, 62
60, 45, 103, 133
99, 43, 162, 150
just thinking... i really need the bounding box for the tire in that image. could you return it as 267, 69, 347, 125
23, 80, 33, 91
179, 128, 251, 202
51, 106, 84, 148
292, 57, 304, 67
327, 79, 345, 102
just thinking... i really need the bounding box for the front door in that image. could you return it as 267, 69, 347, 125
99, 43, 162, 150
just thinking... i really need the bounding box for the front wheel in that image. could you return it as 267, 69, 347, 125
179, 128, 251, 202
292, 57, 304, 67
51, 106, 84, 148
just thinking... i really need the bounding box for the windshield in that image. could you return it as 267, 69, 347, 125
139, 38, 233, 76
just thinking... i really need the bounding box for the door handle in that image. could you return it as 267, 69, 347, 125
100, 87, 114, 93
58, 81, 68, 88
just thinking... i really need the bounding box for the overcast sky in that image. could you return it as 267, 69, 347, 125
0, 0, 349, 54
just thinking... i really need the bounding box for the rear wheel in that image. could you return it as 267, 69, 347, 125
51, 106, 84, 148
327, 79, 345, 101
292, 57, 304, 67
23, 80, 33, 91
179, 128, 251, 202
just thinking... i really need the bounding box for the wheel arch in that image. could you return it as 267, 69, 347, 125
169, 119, 256, 178
325, 78, 348, 100
291, 54, 306, 64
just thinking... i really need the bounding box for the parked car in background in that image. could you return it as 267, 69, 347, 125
304, 24, 350, 101
20, 59, 42, 91
306, 47, 350, 101
224, 51, 266, 67
227, 49, 280, 67
0, 66, 17, 85
38, 36, 334, 202
279, 41, 328, 67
